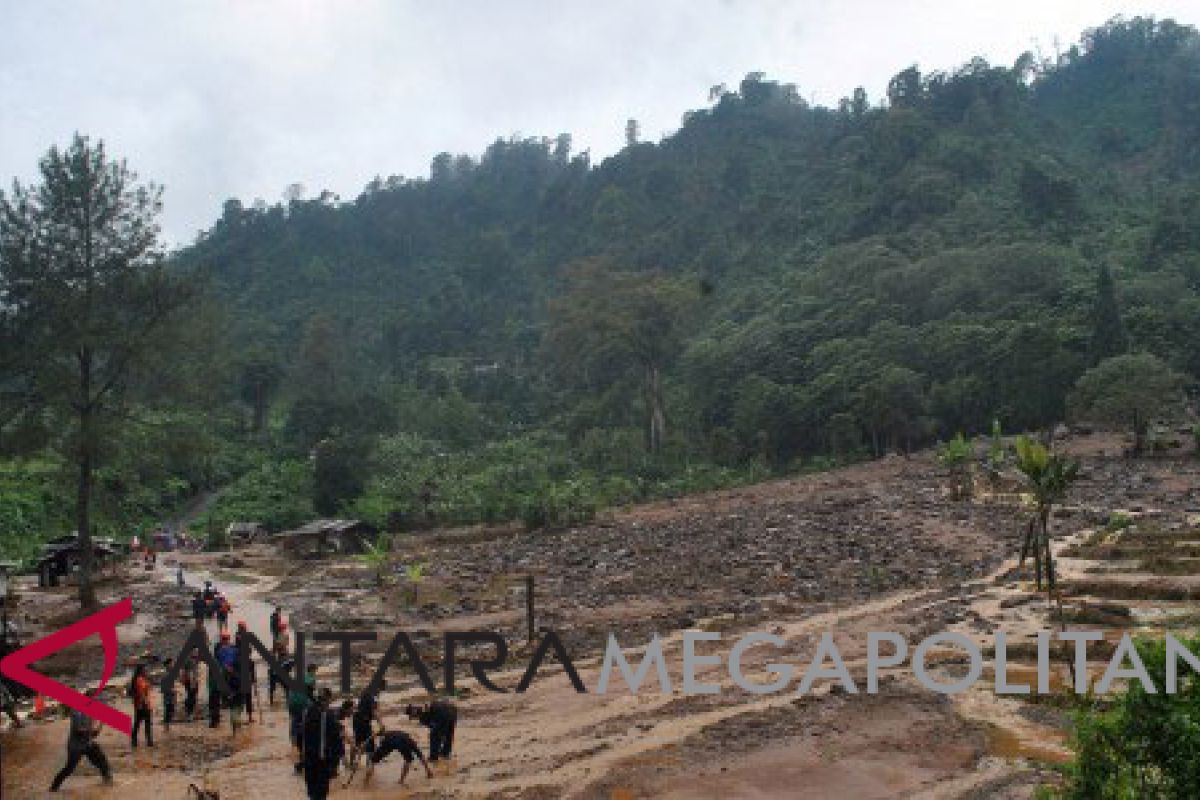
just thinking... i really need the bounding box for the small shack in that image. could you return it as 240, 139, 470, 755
152, 530, 178, 552
226, 521, 266, 545
36, 535, 118, 588
275, 519, 376, 557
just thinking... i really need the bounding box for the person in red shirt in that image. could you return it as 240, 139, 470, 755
131, 664, 154, 748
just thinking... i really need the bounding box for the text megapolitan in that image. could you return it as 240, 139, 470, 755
160, 626, 1200, 698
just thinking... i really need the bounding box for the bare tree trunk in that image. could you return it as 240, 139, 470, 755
645, 364, 666, 454
253, 383, 267, 434
76, 350, 97, 610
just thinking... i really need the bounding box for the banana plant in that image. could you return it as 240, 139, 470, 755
938, 433, 974, 500
1014, 435, 1080, 593
356, 534, 392, 586
404, 561, 426, 606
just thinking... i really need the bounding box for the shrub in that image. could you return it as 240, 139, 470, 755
1053, 633, 1200, 799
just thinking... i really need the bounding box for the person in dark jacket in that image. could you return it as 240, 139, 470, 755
234, 621, 257, 722
181, 651, 200, 720
300, 688, 342, 800
191, 592, 206, 629
406, 699, 457, 761
364, 729, 432, 786
352, 680, 385, 756
49, 689, 113, 792
269, 654, 295, 706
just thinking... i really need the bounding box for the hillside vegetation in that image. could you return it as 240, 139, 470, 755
3, 16, 1199, 557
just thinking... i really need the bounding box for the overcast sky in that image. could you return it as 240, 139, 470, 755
2, 1, 1196, 246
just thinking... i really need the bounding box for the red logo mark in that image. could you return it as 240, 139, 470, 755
0, 597, 133, 735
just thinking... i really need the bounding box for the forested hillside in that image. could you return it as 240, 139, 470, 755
5, 16, 1200, 558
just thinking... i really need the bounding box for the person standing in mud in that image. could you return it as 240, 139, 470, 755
234, 621, 257, 722
289, 662, 318, 756
130, 663, 154, 748
270, 605, 284, 639
269, 652, 295, 707
50, 689, 113, 792
161, 657, 177, 732
300, 688, 341, 800
181, 651, 200, 721
215, 593, 231, 632
1, 680, 23, 729
406, 699, 457, 762
352, 680, 386, 757
208, 636, 229, 728
332, 699, 354, 776
191, 591, 206, 630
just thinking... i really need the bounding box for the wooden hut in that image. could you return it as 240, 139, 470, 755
274, 519, 375, 557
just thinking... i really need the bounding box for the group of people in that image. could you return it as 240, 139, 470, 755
295, 675, 458, 799
43, 563, 464, 799
191, 580, 234, 631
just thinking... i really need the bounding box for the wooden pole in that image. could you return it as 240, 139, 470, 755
525, 575, 535, 643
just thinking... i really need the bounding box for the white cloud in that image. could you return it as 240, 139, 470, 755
1, 0, 1196, 245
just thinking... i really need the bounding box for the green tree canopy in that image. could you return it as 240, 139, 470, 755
544, 260, 697, 453
1068, 353, 1187, 453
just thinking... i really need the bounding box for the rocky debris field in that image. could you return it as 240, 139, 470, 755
5, 433, 1200, 799
262, 453, 1023, 672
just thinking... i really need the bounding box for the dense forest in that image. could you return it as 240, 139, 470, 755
3, 16, 1199, 560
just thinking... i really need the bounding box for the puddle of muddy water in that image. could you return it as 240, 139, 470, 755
984, 723, 1071, 765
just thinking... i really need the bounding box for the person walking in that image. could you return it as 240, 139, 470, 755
130, 664, 154, 748
49, 689, 113, 792
300, 688, 342, 800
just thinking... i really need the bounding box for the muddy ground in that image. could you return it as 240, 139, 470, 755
2, 433, 1199, 799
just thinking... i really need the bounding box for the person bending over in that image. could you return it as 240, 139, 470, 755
364, 728, 432, 786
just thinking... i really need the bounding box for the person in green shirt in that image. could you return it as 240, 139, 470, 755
288, 663, 317, 757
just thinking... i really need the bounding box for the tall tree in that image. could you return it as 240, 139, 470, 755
545, 260, 695, 454
239, 355, 283, 434
0, 135, 193, 608
1089, 263, 1127, 363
